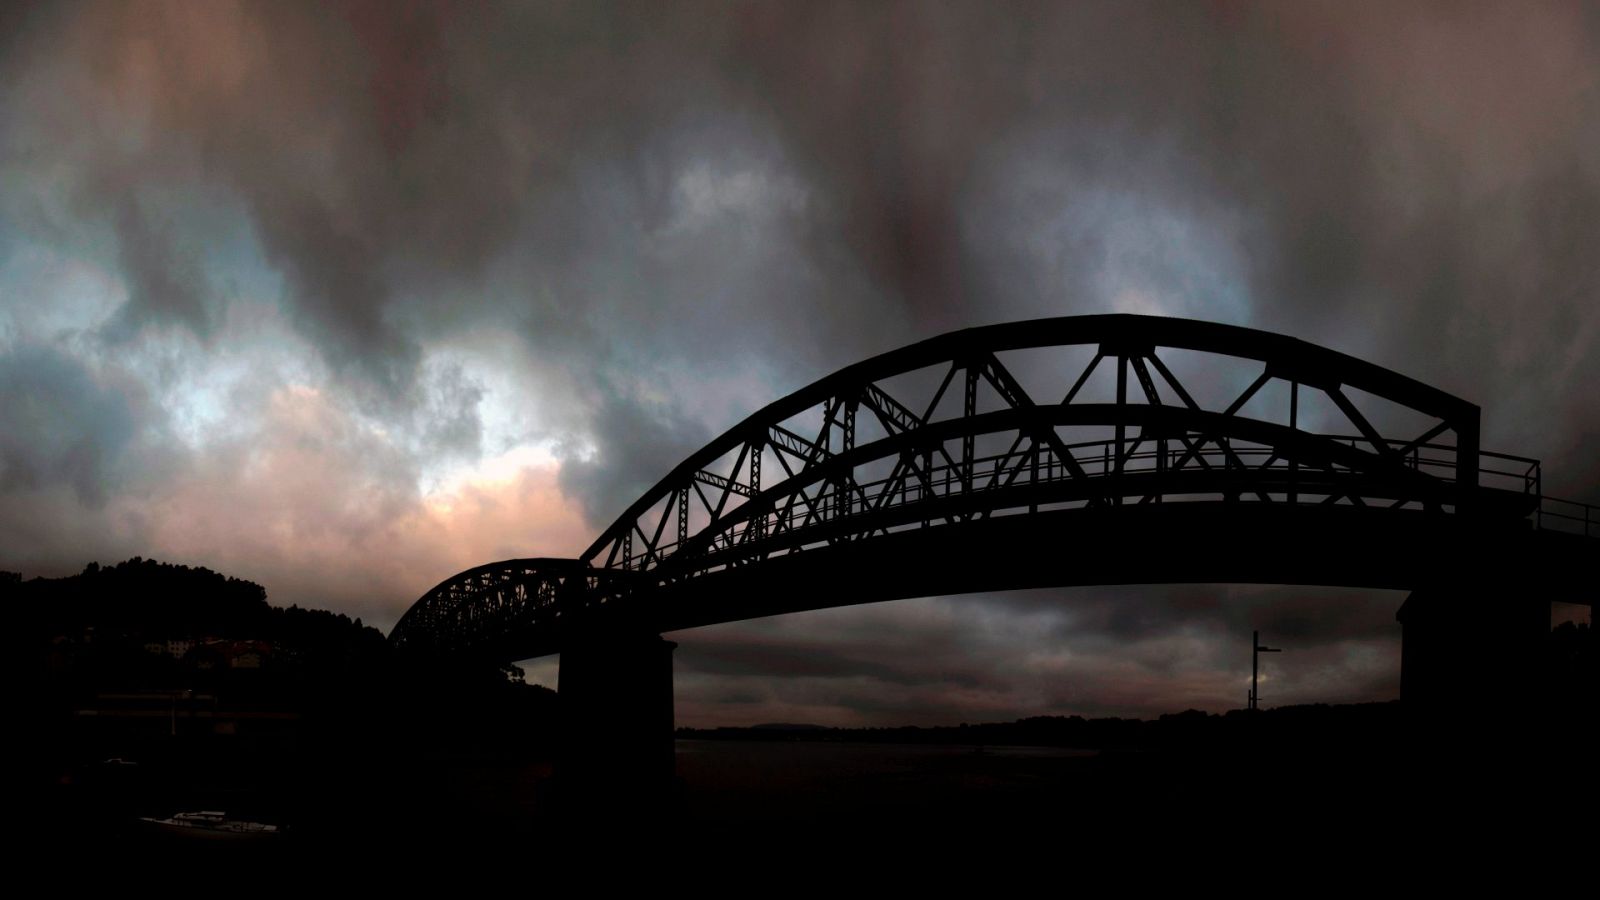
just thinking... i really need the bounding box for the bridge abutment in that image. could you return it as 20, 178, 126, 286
1397, 586, 1548, 716
556, 628, 677, 806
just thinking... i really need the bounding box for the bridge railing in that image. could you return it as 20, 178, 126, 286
1338, 440, 1589, 535
1537, 496, 1598, 538
1325, 436, 1539, 496
1365, 439, 1599, 538
614, 434, 1562, 572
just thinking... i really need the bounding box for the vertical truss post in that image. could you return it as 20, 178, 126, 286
921, 446, 933, 527
1454, 408, 1480, 515
1030, 437, 1040, 513
1289, 381, 1299, 505
1115, 354, 1127, 505
677, 488, 688, 550
819, 397, 836, 521
963, 364, 978, 492
1223, 434, 1235, 503
749, 441, 764, 541
840, 399, 857, 518
1156, 435, 1166, 502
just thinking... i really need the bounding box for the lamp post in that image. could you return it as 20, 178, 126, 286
1249, 630, 1282, 711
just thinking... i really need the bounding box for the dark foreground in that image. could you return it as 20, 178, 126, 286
30, 713, 1594, 869
21, 561, 1593, 870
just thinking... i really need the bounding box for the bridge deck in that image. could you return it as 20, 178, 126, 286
485, 501, 1592, 660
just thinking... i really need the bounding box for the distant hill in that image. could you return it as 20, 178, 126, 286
8, 557, 387, 675
750, 722, 830, 731
680, 702, 1413, 750
14, 558, 560, 794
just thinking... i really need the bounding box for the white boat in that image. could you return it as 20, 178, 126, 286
137, 810, 282, 840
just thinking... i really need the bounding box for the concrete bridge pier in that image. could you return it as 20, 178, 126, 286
556, 627, 677, 807
1397, 585, 1549, 716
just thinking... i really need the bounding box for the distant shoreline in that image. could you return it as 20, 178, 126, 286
674, 700, 1411, 751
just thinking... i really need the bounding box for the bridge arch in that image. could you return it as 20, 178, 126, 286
390, 314, 1590, 660
388, 557, 639, 656
581, 315, 1488, 589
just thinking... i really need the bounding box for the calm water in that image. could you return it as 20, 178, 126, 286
673, 739, 1114, 826
56, 735, 1567, 855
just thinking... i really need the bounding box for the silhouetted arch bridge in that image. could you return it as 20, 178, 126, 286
388, 315, 1594, 785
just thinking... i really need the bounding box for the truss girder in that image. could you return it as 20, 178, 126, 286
580, 315, 1481, 577
389, 558, 632, 654
386, 315, 1598, 660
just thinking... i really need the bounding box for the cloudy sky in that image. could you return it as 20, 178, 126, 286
2, 1, 1595, 726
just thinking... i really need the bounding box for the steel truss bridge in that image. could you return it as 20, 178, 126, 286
391, 315, 1595, 663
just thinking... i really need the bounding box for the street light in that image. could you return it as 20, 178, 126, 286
1249, 630, 1281, 711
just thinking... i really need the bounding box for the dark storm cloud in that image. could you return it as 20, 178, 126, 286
25, 0, 1596, 494
414, 361, 485, 463
11, 0, 916, 464
3, 1, 1596, 723
668, 587, 1408, 725
0, 342, 141, 505
102, 193, 214, 340
995, 585, 1406, 648
681, 639, 963, 688
556, 384, 712, 527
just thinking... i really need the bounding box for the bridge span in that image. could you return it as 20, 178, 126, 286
388, 315, 1595, 790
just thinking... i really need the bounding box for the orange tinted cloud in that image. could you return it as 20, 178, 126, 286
127, 385, 589, 627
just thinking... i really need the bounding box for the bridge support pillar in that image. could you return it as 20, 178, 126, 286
556, 628, 676, 807
1397, 587, 1548, 716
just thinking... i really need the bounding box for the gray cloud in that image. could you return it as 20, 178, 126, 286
102, 192, 214, 340
0, 342, 141, 505
414, 361, 485, 464
556, 384, 712, 528
667, 587, 1407, 726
